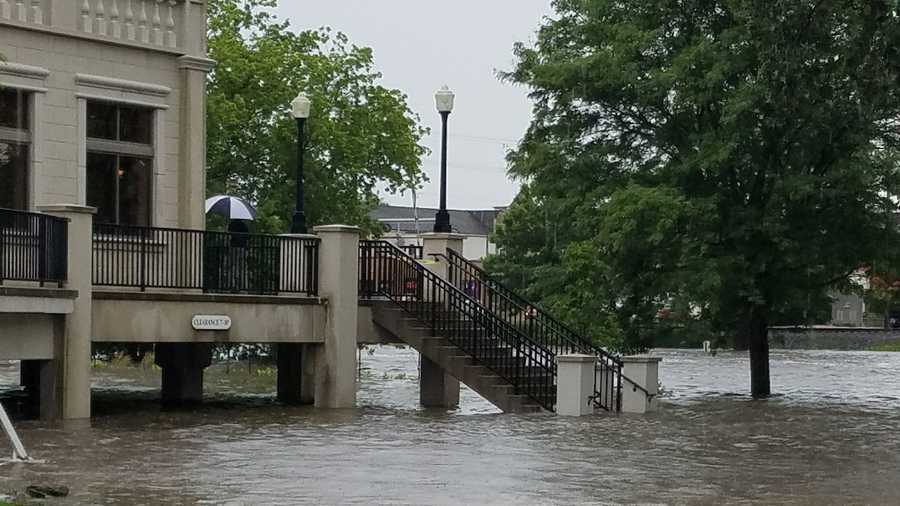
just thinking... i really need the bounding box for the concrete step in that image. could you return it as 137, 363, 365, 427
370, 300, 555, 413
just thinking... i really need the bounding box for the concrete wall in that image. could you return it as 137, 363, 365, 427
357, 304, 402, 345
769, 327, 900, 351
92, 293, 326, 343
0, 313, 61, 359
0, 3, 212, 228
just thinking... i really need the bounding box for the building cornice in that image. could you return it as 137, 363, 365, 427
75, 74, 172, 97
178, 55, 217, 73
0, 62, 50, 80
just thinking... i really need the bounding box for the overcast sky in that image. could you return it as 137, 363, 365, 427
274, 1, 552, 210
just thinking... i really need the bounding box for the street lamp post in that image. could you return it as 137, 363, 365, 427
291, 92, 311, 234
433, 85, 455, 233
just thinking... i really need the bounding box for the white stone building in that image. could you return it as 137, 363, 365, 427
1, 0, 211, 228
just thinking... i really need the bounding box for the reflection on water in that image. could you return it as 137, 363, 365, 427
1, 348, 900, 505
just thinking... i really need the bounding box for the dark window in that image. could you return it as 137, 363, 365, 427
86, 101, 153, 226
0, 89, 29, 130
0, 89, 30, 210
86, 153, 152, 226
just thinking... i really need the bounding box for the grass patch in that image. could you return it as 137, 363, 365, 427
869, 340, 900, 352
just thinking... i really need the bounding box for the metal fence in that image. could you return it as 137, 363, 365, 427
0, 208, 68, 287
443, 247, 623, 411
92, 224, 319, 296
359, 240, 557, 411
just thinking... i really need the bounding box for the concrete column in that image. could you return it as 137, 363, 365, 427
556, 354, 596, 416
621, 355, 662, 414
154, 343, 212, 405
418, 233, 464, 407
276, 343, 303, 405
421, 232, 466, 281
419, 355, 460, 408
38, 204, 95, 420
312, 225, 359, 408
177, 56, 216, 229
300, 344, 316, 404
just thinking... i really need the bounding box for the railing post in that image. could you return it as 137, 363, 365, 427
37, 215, 47, 286
140, 226, 147, 291
0, 214, 6, 285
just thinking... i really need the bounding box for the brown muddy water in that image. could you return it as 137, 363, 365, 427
1, 348, 900, 505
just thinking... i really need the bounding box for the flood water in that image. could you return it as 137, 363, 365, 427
1, 348, 900, 505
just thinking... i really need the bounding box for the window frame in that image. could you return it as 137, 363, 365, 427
0, 89, 33, 211
85, 100, 156, 226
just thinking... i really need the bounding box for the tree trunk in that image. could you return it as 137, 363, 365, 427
747, 306, 771, 398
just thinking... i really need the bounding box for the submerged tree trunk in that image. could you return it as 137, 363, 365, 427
747, 307, 771, 398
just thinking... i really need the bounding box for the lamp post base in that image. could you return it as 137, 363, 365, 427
433, 210, 451, 233
291, 211, 307, 234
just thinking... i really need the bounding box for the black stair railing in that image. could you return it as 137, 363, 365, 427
359, 240, 557, 411
442, 248, 623, 412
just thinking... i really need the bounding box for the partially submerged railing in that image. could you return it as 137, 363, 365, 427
92, 224, 319, 296
0, 208, 68, 287
359, 240, 556, 411
443, 248, 622, 412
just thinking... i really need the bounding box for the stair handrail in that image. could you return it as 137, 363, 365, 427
359, 240, 557, 411
441, 249, 622, 368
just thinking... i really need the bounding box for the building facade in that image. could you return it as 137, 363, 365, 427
1, 0, 211, 229
371, 204, 504, 261
0, 3, 359, 421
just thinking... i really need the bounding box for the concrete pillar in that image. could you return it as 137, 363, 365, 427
621, 355, 662, 414
154, 343, 212, 405
276, 343, 303, 405
421, 232, 466, 281
418, 233, 464, 407
419, 355, 460, 408
300, 344, 316, 405
311, 225, 359, 408
38, 204, 95, 420
177, 56, 216, 229
556, 354, 596, 416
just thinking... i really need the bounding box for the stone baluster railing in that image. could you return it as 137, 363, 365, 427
2, 0, 190, 51
138, 0, 149, 44
151, 0, 162, 46
74, 0, 183, 50
95, 0, 106, 35
0, 0, 44, 25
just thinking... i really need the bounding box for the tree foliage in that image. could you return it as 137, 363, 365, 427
207, 0, 427, 234
491, 0, 900, 392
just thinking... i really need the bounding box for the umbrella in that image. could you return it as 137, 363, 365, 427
205, 195, 257, 221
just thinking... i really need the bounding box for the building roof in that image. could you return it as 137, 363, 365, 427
371, 204, 503, 236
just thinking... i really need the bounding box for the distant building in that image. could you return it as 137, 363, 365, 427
371, 204, 504, 260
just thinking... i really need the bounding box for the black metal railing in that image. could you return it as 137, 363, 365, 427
401, 244, 424, 259
359, 240, 557, 411
442, 248, 623, 411
0, 208, 68, 287
92, 224, 319, 296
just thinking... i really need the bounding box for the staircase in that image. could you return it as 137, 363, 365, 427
441, 248, 623, 411
358, 241, 622, 413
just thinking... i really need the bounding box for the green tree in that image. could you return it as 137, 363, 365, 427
207, 0, 428, 235
493, 0, 900, 396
